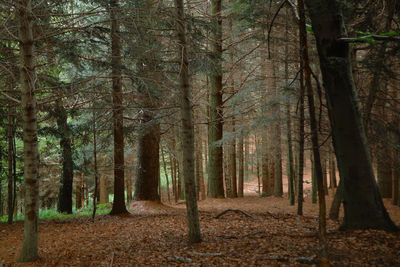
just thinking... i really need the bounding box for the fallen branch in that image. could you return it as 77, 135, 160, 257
109, 252, 114, 267
188, 251, 222, 257
213, 208, 257, 220
167, 256, 192, 263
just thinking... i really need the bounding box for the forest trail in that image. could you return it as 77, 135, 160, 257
1, 181, 399, 266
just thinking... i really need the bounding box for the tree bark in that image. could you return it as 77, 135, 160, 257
109, 0, 128, 215
7, 92, 15, 223
329, 178, 343, 221
17, 0, 40, 261
134, 111, 161, 201
305, 0, 398, 231
56, 102, 73, 214
238, 131, 244, 197
299, 0, 328, 256
208, 0, 224, 198
175, 0, 202, 243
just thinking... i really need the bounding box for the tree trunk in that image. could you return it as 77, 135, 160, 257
299, 0, 328, 256
305, 0, 398, 231
329, 178, 343, 220
18, 0, 40, 261
244, 136, 249, 180
109, 0, 125, 209
161, 147, 171, 203
329, 146, 337, 188
261, 133, 270, 196
229, 119, 238, 198
175, 0, 202, 243
208, 0, 224, 198
377, 145, 392, 198
109, 0, 127, 215
92, 110, 99, 221
297, 59, 305, 216
7, 94, 15, 224
75, 177, 82, 209
273, 63, 283, 198
194, 125, 206, 200
56, 102, 73, 214
284, 8, 295, 205
134, 111, 160, 201
238, 132, 244, 197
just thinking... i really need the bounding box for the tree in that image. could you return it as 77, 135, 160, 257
305, 0, 398, 231
56, 102, 73, 214
17, 0, 40, 261
109, 0, 128, 215
208, 0, 224, 198
174, 0, 201, 243
134, 110, 161, 201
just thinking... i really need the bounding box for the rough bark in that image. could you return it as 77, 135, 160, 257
297, 50, 305, 216
329, 147, 337, 188
161, 147, 171, 203
175, 0, 202, 243
134, 111, 160, 201
109, 0, 128, 215
238, 132, 244, 197
305, 0, 398, 231
8, 95, 15, 223
329, 178, 343, 220
56, 103, 73, 214
299, 0, 328, 256
208, 0, 224, 198
18, 0, 40, 261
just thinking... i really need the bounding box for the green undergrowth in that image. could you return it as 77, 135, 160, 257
0, 203, 112, 223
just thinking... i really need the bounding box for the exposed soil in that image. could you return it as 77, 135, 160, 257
1, 179, 399, 266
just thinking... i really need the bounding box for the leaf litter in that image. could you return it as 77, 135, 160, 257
0, 185, 399, 266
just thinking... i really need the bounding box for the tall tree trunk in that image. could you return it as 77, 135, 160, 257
7, 93, 15, 224
244, 136, 249, 180
109, 0, 127, 215
92, 110, 99, 221
194, 125, 206, 200
134, 111, 160, 201
18, 0, 40, 261
299, 0, 328, 256
238, 131, 244, 197
261, 133, 270, 196
161, 147, 171, 203
305, 0, 398, 231
329, 178, 343, 220
175, 0, 201, 243
75, 176, 82, 209
99, 173, 109, 204
329, 146, 337, 188
297, 54, 305, 216
284, 7, 295, 205
208, 0, 224, 198
273, 63, 283, 198
56, 102, 73, 214
229, 119, 237, 197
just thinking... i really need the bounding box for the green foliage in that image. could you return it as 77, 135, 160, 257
0, 204, 112, 223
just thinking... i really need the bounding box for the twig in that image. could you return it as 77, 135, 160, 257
188, 251, 222, 257
213, 208, 257, 220
110, 252, 114, 267
267, 0, 288, 59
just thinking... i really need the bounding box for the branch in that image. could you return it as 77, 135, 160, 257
338, 35, 400, 43
267, 0, 288, 59
213, 208, 257, 220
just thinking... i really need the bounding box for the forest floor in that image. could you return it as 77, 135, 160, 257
1, 178, 400, 266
